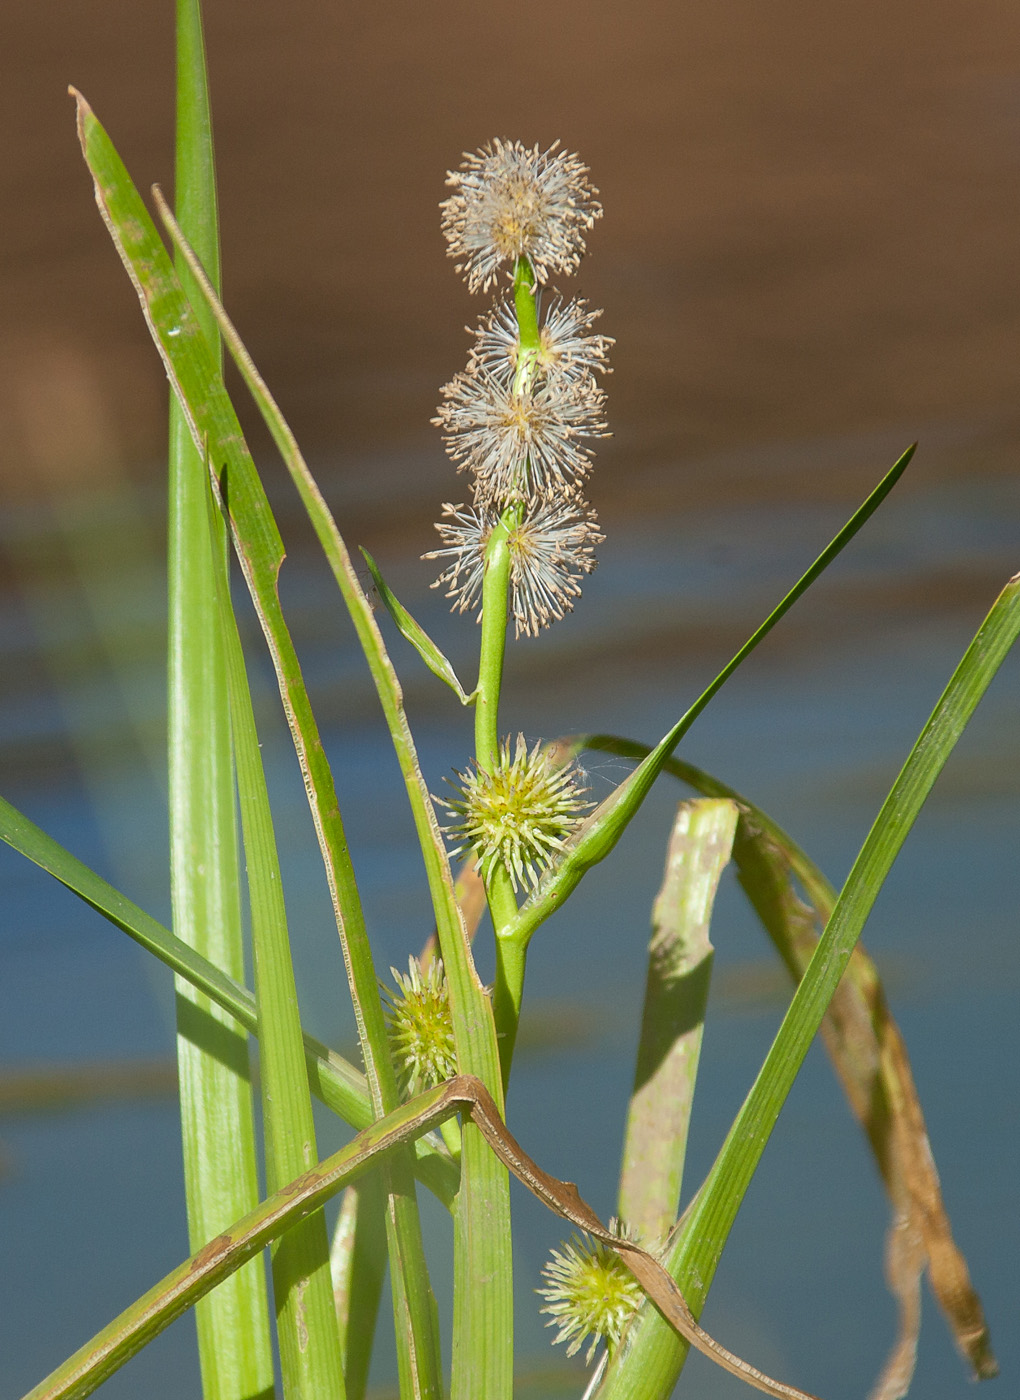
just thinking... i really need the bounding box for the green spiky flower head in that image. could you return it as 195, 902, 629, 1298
537, 1231, 643, 1364
440, 734, 591, 892
383, 957, 457, 1094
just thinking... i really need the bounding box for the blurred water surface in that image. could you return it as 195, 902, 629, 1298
1, 3, 1018, 1397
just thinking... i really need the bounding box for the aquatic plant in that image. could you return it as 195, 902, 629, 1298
2, 6, 1012, 1400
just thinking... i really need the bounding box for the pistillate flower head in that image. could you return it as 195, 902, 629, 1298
441, 140, 602, 293
537, 1230, 643, 1364
440, 734, 591, 892
383, 957, 457, 1094
425, 497, 603, 638
434, 364, 607, 504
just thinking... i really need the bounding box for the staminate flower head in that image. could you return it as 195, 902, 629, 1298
441, 140, 602, 293
424, 497, 604, 638
537, 1231, 643, 1364
469, 296, 614, 388
440, 734, 591, 892
434, 365, 607, 504
383, 957, 457, 1094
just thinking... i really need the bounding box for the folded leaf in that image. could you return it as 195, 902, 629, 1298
361, 547, 474, 703
618, 799, 737, 1243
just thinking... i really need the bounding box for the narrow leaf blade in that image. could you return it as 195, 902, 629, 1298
593, 571, 1018, 1398
361, 547, 472, 703
0, 790, 460, 1204
501, 446, 916, 952
212, 481, 344, 1398
155, 181, 514, 1400
168, 5, 274, 1389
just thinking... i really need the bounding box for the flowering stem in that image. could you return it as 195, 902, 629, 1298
473, 253, 542, 1087
474, 508, 522, 1084
471, 255, 540, 775
513, 255, 542, 380
473, 515, 511, 770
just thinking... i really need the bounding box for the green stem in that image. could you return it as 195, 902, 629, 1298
477, 255, 545, 1086
473, 514, 512, 770
513, 255, 542, 381
475, 512, 520, 1084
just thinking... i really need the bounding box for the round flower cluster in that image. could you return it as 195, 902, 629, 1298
440, 139, 602, 294
427, 497, 602, 639
440, 734, 592, 893
537, 1227, 643, 1364
428, 140, 611, 640
383, 957, 457, 1095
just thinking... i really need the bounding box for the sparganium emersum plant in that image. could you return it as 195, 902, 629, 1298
7, 11, 1010, 1400
424, 142, 614, 1089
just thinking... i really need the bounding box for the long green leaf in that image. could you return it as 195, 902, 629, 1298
168, 4, 274, 1394
0, 790, 459, 1207
211, 481, 344, 1398
74, 97, 446, 1398
512, 447, 913, 949
490, 447, 914, 1063
155, 189, 514, 1400
595, 574, 1020, 1397
731, 814, 995, 1390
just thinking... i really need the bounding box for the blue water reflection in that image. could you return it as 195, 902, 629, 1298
1, 446, 1017, 1399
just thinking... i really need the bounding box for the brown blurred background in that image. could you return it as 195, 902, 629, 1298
2, 0, 1019, 518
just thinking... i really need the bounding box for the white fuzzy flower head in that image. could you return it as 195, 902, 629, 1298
441, 140, 602, 293
537, 1231, 643, 1364
469, 296, 614, 388
424, 497, 603, 638
439, 734, 591, 892
434, 364, 607, 504
383, 957, 457, 1094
